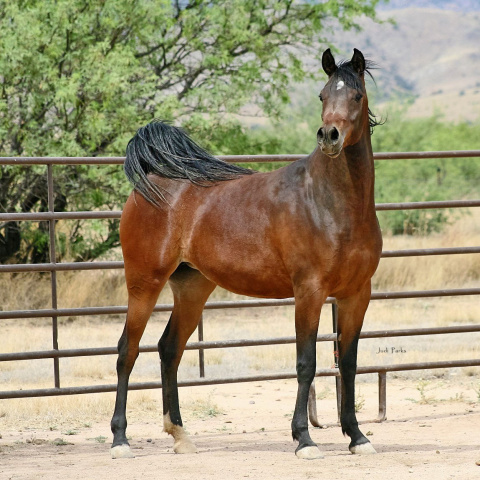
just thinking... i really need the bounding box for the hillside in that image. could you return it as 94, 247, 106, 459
331, 8, 480, 121
238, 6, 480, 126
380, 0, 480, 12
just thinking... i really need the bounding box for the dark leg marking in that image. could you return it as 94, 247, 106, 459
337, 286, 377, 455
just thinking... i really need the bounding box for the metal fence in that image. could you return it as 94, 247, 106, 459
1, 151, 480, 421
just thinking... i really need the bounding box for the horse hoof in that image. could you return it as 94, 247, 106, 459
350, 442, 377, 455
295, 445, 324, 460
173, 438, 198, 454
111, 444, 135, 459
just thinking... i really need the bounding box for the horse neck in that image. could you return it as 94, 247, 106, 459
309, 126, 376, 217
344, 129, 375, 207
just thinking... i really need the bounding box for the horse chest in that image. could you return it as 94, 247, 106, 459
328, 220, 382, 294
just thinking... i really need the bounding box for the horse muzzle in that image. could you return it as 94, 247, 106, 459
317, 125, 344, 158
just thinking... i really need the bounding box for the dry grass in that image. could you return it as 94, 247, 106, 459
374, 209, 480, 291
184, 392, 225, 419
0, 210, 479, 422
0, 389, 162, 429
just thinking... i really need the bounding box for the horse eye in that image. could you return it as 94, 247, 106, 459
355, 93, 363, 102
319, 94, 323, 102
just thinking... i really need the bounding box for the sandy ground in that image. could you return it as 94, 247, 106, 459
1, 377, 480, 480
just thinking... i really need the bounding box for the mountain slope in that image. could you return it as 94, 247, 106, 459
332, 8, 480, 121
380, 0, 480, 12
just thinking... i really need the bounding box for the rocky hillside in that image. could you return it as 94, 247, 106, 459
332, 7, 480, 121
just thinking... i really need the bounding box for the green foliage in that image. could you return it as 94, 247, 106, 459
0, 0, 382, 157
0, 0, 381, 263
372, 109, 480, 234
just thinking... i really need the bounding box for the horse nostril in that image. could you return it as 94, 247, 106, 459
317, 127, 325, 141
330, 127, 339, 143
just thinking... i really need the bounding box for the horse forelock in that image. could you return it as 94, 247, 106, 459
328, 59, 376, 93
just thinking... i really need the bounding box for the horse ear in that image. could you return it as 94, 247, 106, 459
351, 48, 365, 75
322, 48, 337, 77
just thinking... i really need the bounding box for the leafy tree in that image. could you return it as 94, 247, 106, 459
0, 0, 382, 263
371, 110, 480, 234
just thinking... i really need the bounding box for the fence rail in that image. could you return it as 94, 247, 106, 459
2, 247, 480, 274
1, 151, 479, 421
3, 323, 480, 363
2, 149, 480, 165
1, 288, 480, 321
3, 199, 480, 223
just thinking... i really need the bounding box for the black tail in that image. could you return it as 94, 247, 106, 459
124, 120, 254, 205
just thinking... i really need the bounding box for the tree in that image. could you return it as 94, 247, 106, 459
0, 0, 382, 263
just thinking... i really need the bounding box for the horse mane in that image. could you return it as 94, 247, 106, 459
124, 120, 254, 205
330, 59, 384, 134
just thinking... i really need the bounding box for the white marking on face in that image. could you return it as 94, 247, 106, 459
336, 80, 345, 90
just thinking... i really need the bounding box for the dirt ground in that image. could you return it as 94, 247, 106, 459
1, 377, 480, 480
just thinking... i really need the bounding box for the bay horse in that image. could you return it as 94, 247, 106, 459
110, 48, 382, 460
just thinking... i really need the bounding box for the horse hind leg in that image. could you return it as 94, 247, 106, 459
159, 264, 216, 454
110, 272, 167, 459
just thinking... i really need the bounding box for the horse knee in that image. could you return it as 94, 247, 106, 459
339, 355, 356, 375
296, 358, 316, 384
296, 343, 316, 384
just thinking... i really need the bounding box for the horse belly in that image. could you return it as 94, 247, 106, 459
183, 209, 294, 298
179, 174, 305, 298
187, 243, 294, 299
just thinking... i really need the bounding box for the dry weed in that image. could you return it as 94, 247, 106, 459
183, 392, 224, 419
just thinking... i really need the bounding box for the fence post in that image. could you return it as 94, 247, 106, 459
332, 302, 341, 423
47, 164, 60, 389
198, 314, 205, 377
377, 371, 387, 421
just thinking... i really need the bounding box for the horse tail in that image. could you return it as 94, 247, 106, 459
124, 120, 254, 205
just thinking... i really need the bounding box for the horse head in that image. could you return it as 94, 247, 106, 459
317, 48, 369, 158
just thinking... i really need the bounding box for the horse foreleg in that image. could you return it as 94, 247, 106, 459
337, 282, 376, 455
291, 288, 325, 459
159, 268, 215, 454
110, 279, 164, 459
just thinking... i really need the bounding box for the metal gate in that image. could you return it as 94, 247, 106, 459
1, 151, 480, 421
